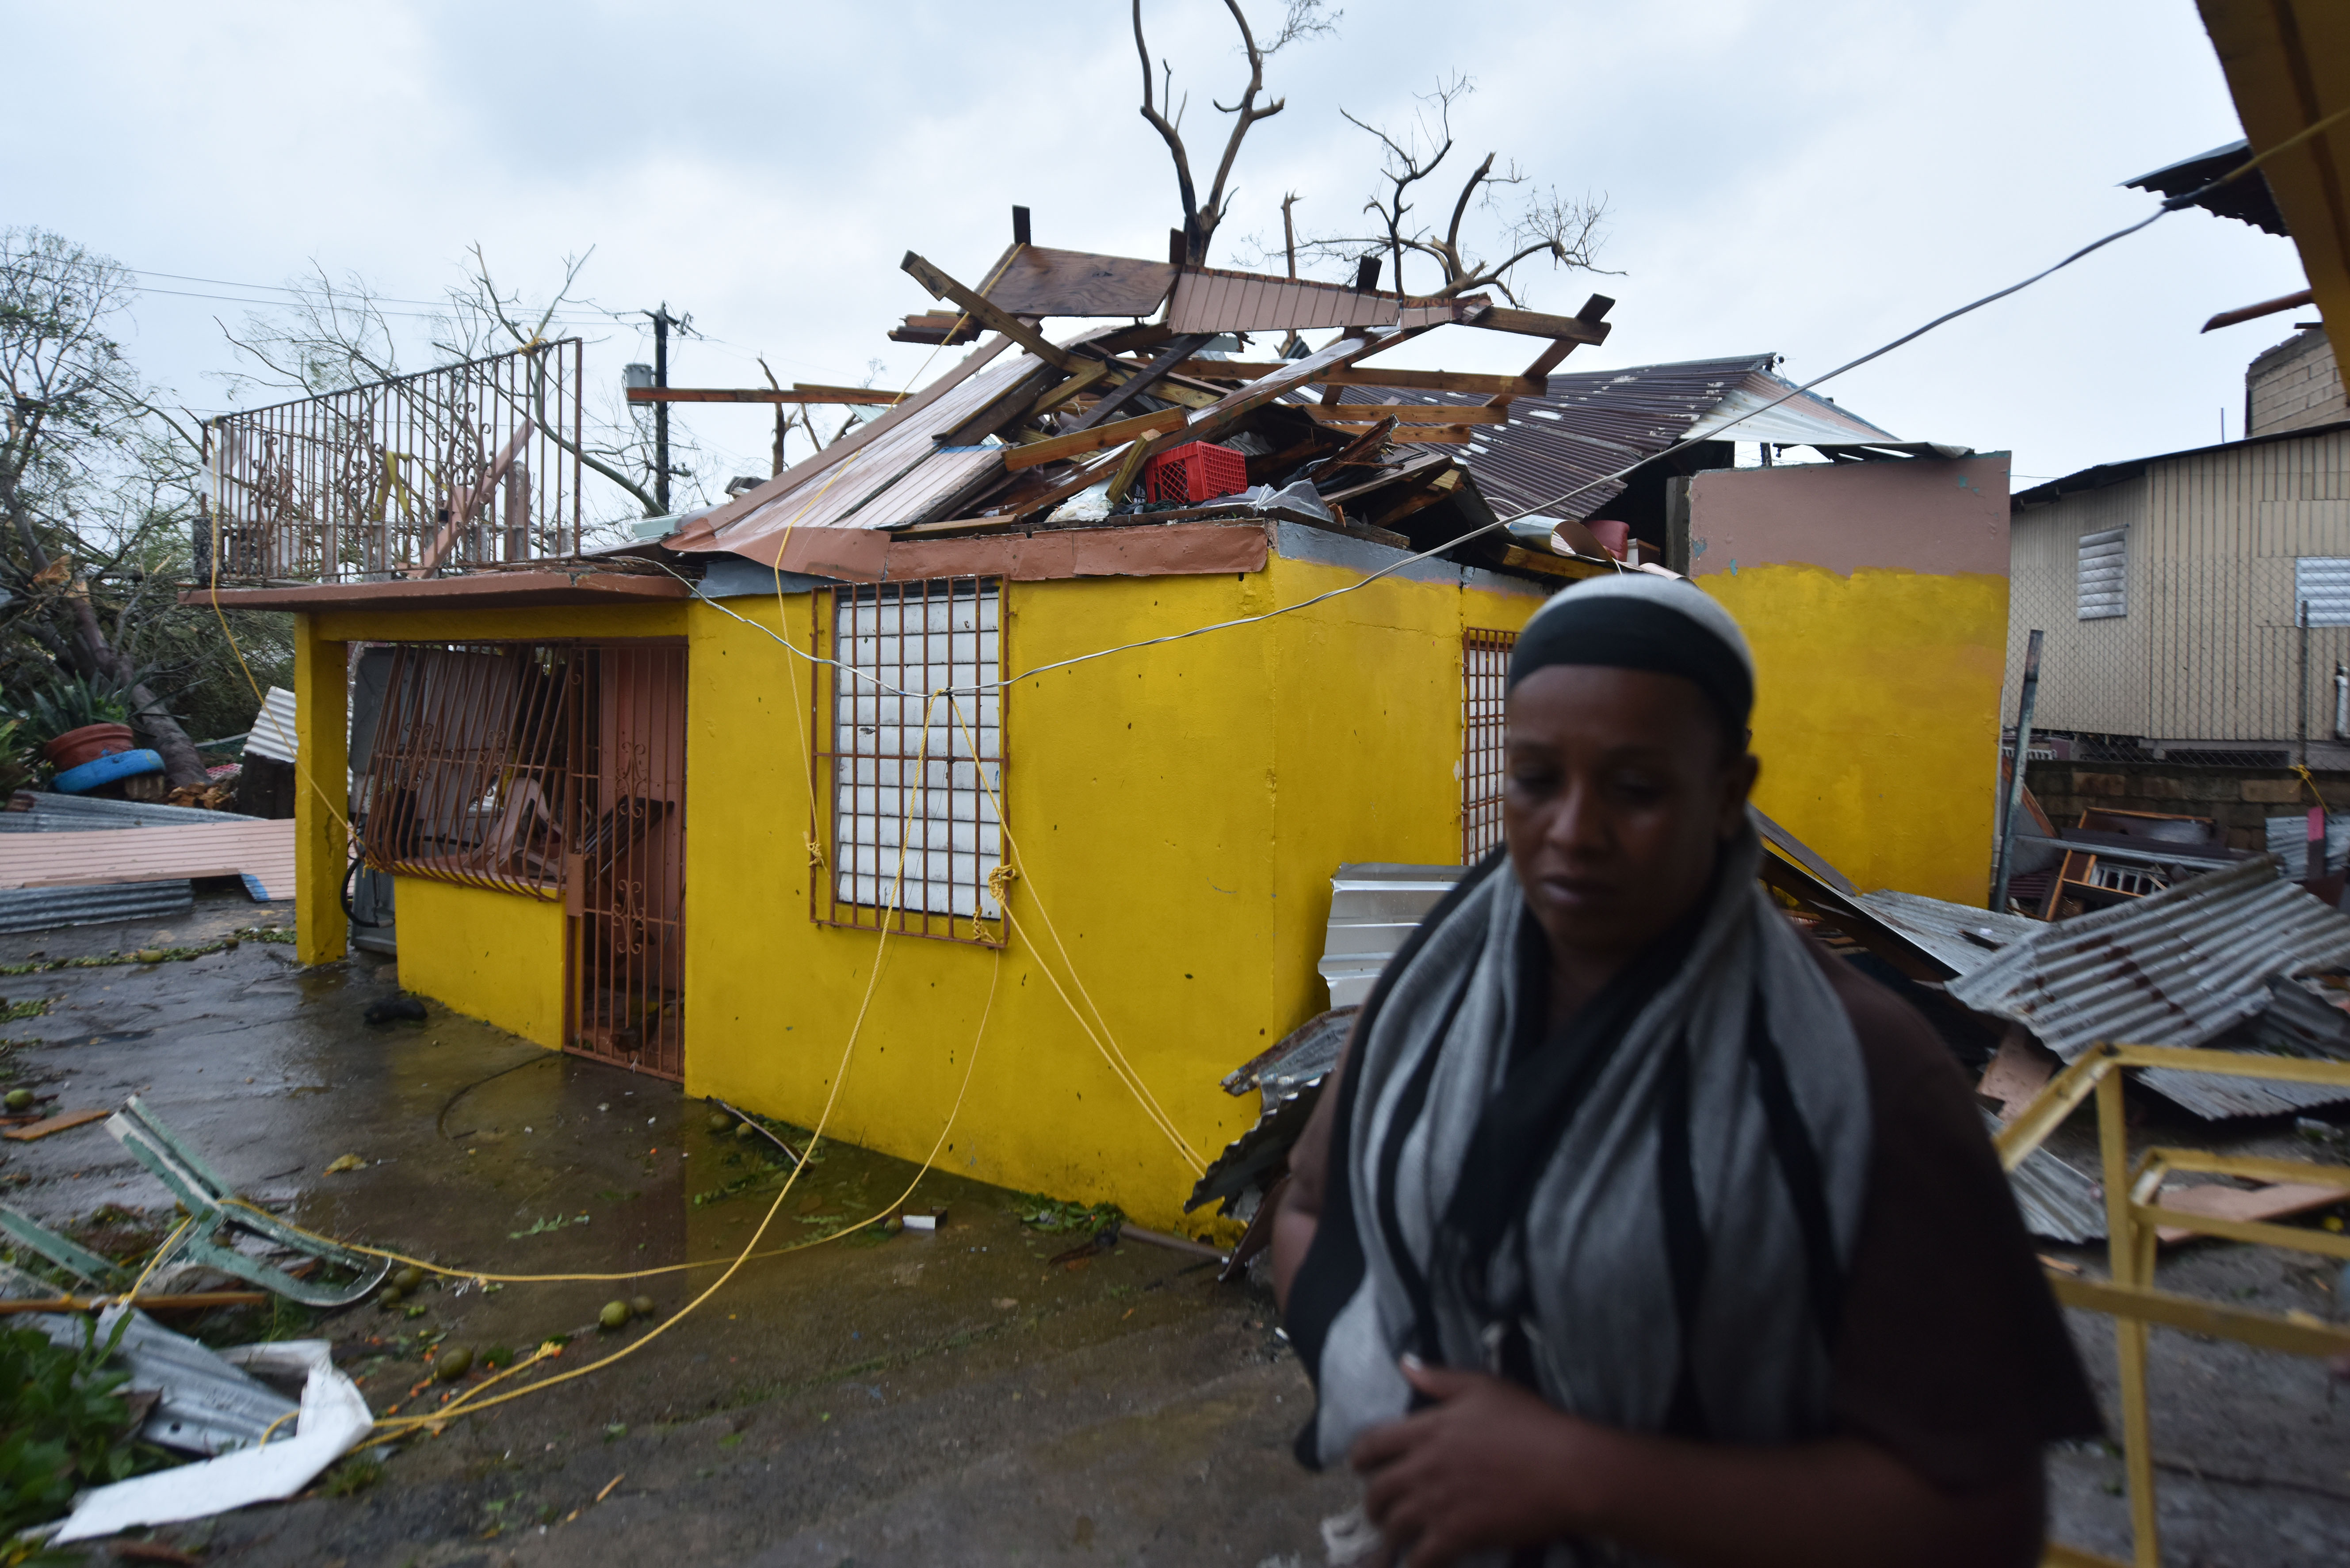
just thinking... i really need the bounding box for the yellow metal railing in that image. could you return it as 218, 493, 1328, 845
1996, 1042, 2350, 1568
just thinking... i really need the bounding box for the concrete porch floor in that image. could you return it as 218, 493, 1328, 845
0, 888, 2344, 1565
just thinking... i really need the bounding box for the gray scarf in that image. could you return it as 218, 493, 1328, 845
1290, 819, 1872, 1563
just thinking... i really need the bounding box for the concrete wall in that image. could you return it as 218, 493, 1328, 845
2025, 759, 2348, 853
299, 552, 1541, 1230
2249, 328, 2345, 438
394, 876, 567, 1045
1688, 455, 2011, 903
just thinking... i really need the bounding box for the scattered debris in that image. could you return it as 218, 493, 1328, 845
324, 1153, 365, 1174
2152, 1180, 2347, 1245
362, 993, 428, 1026
4, 1108, 111, 1142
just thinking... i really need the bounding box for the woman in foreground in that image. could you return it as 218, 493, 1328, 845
1273, 574, 2099, 1567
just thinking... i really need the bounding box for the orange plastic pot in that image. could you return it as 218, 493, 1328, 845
43, 723, 136, 771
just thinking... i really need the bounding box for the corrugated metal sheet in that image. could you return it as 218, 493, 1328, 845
0, 794, 264, 834
0, 821, 297, 901
1946, 857, 2350, 1115
241, 687, 299, 763
1339, 357, 1898, 522
1854, 890, 2042, 979
1317, 862, 1462, 1007
2267, 811, 2349, 877
0, 880, 193, 934
2076, 527, 2128, 619
2135, 975, 2350, 1118
1992, 1109, 2107, 1242
1166, 268, 1476, 334
721, 352, 1035, 538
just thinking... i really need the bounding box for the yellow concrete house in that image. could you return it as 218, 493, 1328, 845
198, 251, 2007, 1228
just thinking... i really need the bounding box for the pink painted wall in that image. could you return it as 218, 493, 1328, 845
1688, 455, 2010, 578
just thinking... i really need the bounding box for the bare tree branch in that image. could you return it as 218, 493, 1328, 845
1135, 0, 1337, 264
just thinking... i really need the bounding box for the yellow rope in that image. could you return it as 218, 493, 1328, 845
118, 1215, 193, 1309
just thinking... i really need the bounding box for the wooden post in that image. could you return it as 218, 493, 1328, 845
294, 614, 350, 967
2098, 1064, 2160, 1567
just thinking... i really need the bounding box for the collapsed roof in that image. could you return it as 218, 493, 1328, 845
666, 236, 1897, 584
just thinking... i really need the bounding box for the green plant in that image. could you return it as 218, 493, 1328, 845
321, 1455, 381, 1497
1015, 1194, 1124, 1236
11, 674, 133, 749
0, 721, 31, 797
0, 1316, 149, 1537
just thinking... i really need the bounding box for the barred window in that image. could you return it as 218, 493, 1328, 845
1463, 628, 1516, 863
2077, 527, 2128, 620
816, 578, 1005, 943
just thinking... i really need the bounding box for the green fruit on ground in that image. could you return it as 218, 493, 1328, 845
377, 1287, 403, 1308
134, 950, 164, 964
734, 1122, 757, 1141
435, 1346, 473, 1381
598, 1300, 632, 1331
706, 1112, 731, 1133
629, 1295, 655, 1318
392, 1266, 425, 1292
3, 1089, 31, 1112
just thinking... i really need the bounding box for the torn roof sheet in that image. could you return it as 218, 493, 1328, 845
1339, 356, 1900, 521
1945, 856, 2350, 1075
978, 244, 1179, 318
1855, 890, 2042, 980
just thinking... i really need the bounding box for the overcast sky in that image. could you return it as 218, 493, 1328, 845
8, 0, 2306, 513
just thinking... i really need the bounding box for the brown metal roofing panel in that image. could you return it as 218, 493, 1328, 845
984, 244, 1179, 318
1166, 268, 1471, 334
0, 821, 298, 899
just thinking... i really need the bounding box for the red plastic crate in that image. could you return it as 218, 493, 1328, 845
1143, 441, 1249, 504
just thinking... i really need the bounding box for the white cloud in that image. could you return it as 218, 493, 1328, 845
7, 0, 2301, 501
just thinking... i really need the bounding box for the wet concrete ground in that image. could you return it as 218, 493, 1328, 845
0, 886, 2345, 1564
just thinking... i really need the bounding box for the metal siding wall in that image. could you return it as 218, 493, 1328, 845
2005, 478, 2149, 735
2012, 429, 2350, 744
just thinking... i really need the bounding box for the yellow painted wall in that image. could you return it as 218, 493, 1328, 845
1702, 565, 2009, 904
677, 554, 1541, 1228
394, 877, 567, 1047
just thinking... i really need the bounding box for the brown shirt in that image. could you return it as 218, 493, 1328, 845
1284, 944, 2102, 1493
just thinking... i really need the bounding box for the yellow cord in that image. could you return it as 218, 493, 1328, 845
118, 1215, 193, 1308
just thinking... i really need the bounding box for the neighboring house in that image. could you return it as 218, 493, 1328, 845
192, 246, 2003, 1227
2004, 329, 2350, 767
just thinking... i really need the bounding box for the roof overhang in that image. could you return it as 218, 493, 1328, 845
178, 570, 692, 612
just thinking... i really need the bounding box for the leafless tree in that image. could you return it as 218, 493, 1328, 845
1, 228, 266, 786
1299, 75, 1613, 304
1134, 0, 1339, 265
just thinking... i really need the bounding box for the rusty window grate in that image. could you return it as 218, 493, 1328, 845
357, 644, 578, 898
1463, 628, 1516, 863
813, 578, 1005, 944
355, 640, 688, 1080
565, 643, 688, 1081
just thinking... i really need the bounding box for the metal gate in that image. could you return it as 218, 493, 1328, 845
564, 643, 688, 1079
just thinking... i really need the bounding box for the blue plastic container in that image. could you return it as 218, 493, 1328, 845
51, 748, 165, 794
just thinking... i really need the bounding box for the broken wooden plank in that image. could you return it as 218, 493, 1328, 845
1102, 436, 1158, 506
625, 386, 906, 405
411, 416, 532, 576
1072, 333, 1216, 430
4, 1109, 111, 1142
1460, 303, 1613, 344
1486, 294, 1616, 411
2152, 1181, 2349, 1245
901, 253, 1084, 373
0, 1291, 270, 1314
890, 311, 983, 346
1301, 404, 1508, 425
1002, 408, 1188, 471
1321, 425, 1478, 445
1024, 358, 1118, 420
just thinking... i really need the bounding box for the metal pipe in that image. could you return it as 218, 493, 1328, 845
1991, 629, 2044, 913
2335, 662, 2346, 742
2300, 599, 2312, 766
653, 306, 672, 515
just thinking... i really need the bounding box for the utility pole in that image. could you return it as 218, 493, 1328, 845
650, 305, 674, 514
